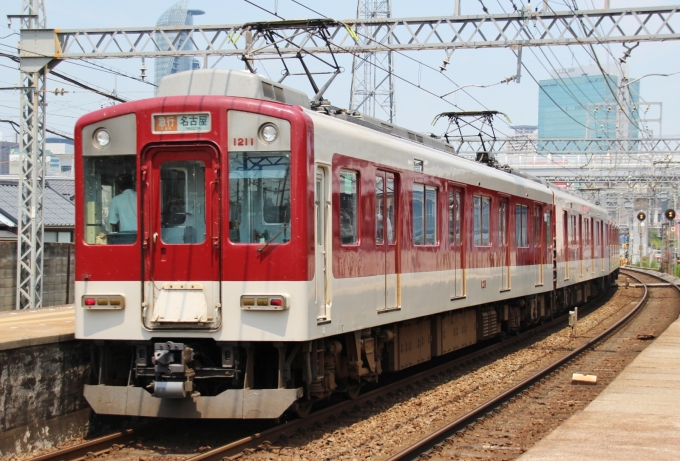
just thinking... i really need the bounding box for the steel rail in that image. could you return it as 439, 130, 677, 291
26, 429, 136, 461
23, 421, 177, 461
384, 268, 656, 461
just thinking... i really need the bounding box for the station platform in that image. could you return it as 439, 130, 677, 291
0, 304, 75, 351
519, 270, 680, 461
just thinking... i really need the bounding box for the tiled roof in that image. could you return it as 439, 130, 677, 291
0, 180, 74, 227
46, 178, 75, 200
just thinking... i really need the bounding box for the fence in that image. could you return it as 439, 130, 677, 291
0, 241, 75, 311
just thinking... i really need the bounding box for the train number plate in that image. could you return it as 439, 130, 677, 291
153, 113, 211, 133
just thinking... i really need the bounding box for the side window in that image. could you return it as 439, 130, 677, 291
413, 183, 438, 245
340, 170, 359, 245
455, 192, 462, 245
474, 195, 491, 246
376, 176, 384, 245
386, 178, 396, 244
515, 204, 528, 247
449, 189, 462, 245
499, 198, 508, 246
533, 206, 540, 247
448, 190, 455, 244
545, 210, 552, 247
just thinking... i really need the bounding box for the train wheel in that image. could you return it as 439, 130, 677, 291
346, 381, 362, 399
293, 399, 313, 418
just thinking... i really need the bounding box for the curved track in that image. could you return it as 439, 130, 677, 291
385, 268, 678, 461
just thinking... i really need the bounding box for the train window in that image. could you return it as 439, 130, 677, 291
376, 176, 384, 245
474, 195, 491, 246
83, 156, 137, 245
413, 183, 438, 245
386, 178, 396, 244
340, 170, 359, 245
228, 151, 291, 244
160, 161, 206, 244
570, 215, 577, 244
545, 211, 552, 247
448, 190, 463, 245
515, 204, 528, 247
455, 192, 462, 245
499, 198, 508, 246
448, 191, 455, 244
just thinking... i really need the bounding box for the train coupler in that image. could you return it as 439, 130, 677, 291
150, 341, 196, 398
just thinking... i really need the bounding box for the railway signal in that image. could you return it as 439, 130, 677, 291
664, 209, 676, 221
637, 212, 646, 222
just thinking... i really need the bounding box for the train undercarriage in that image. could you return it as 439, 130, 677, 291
85, 273, 618, 419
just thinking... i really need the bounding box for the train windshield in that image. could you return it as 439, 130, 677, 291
82, 156, 137, 245
228, 151, 291, 244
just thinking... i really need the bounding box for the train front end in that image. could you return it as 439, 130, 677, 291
75, 70, 316, 418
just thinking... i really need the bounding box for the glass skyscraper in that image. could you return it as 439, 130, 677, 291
154, 1, 205, 91
538, 64, 640, 140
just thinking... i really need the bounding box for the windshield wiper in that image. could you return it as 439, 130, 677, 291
257, 223, 288, 253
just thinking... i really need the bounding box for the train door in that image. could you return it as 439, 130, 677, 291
534, 205, 543, 286
376, 171, 399, 311
316, 167, 330, 322
449, 187, 464, 299
499, 197, 510, 291
141, 145, 221, 329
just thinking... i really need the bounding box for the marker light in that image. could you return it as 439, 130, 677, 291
84, 297, 96, 306
259, 123, 278, 143
270, 298, 283, 306
93, 129, 110, 148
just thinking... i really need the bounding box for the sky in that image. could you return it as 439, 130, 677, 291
1, 0, 679, 143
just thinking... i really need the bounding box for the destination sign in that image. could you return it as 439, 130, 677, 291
153, 113, 211, 133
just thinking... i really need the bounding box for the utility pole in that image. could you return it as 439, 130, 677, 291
15, 0, 47, 309
349, 0, 396, 122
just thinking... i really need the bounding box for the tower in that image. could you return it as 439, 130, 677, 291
349, 0, 396, 123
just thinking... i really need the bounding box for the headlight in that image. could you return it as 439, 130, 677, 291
259, 123, 278, 143
93, 129, 110, 148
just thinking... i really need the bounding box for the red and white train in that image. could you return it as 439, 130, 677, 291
75, 69, 619, 419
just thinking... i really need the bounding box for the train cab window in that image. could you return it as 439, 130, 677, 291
413, 183, 437, 245
516, 204, 528, 247
83, 156, 137, 245
473, 195, 491, 246
160, 161, 206, 244
340, 170, 359, 245
228, 151, 291, 244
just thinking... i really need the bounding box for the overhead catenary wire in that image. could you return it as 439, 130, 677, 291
0, 118, 73, 140
248, 0, 587, 176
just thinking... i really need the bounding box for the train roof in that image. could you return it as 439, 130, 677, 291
157, 69, 311, 109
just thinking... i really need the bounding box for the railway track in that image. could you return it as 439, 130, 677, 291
385, 268, 680, 461
24, 270, 670, 461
